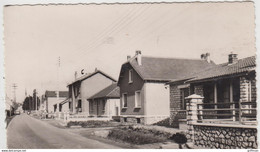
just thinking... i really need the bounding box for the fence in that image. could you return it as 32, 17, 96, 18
197, 101, 257, 125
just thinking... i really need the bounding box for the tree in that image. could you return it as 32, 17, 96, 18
22, 96, 30, 110
12, 101, 19, 111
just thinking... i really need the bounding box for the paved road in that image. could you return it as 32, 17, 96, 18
7, 114, 120, 149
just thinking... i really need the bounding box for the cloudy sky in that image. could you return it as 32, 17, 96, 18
4, 2, 256, 103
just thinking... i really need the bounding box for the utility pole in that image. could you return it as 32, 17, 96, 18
35, 89, 38, 111
12, 83, 18, 103
57, 57, 60, 100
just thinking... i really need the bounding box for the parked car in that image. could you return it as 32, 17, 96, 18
14, 110, 20, 115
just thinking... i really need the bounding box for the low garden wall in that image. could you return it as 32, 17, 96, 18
193, 123, 257, 149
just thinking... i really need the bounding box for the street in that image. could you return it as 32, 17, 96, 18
7, 114, 120, 149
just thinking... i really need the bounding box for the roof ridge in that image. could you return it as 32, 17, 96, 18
106, 85, 119, 97
216, 55, 256, 65
142, 55, 206, 61
68, 69, 116, 86
88, 83, 117, 99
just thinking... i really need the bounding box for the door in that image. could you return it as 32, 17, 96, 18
115, 107, 119, 116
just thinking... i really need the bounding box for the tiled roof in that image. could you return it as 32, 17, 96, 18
45, 91, 69, 98
88, 83, 120, 100
185, 56, 256, 83
120, 56, 216, 82
68, 70, 116, 86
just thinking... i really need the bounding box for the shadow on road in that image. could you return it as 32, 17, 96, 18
5, 115, 16, 128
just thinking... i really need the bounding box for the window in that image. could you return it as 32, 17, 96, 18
122, 93, 127, 108
135, 91, 141, 108
180, 88, 189, 110
129, 69, 133, 83
78, 100, 82, 112
248, 80, 252, 102
102, 100, 106, 111
89, 101, 94, 112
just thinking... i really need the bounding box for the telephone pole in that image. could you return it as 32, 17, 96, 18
35, 89, 38, 111
12, 83, 18, 103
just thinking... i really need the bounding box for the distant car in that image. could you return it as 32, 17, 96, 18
14, 110, 20, 115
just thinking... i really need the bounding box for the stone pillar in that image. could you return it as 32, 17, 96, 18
72, 88, 77, 114
240, 77, 249, 102
186, 94, 204, 142
240, 77, 250, 116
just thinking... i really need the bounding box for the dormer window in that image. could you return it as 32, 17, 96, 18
129, 69, 133, 83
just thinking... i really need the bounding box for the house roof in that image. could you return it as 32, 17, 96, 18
174, 56, 256, 83
45, 91, 69, 98
59, 98, 71, 105
88, 83, 120, 100
67, 70, 117, 86
118, 55, 216, 82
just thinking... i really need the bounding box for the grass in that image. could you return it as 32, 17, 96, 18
107, 127, 168, 145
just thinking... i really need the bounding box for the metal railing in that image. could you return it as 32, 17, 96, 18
197, 101, 257, 125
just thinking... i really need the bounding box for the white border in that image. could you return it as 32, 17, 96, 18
0, 0, 259, 151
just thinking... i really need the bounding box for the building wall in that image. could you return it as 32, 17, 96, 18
79, 73, 115, 115
106, 99, 120, 117
89, 98, 120, 118
194, 85, 204, 96
193, 125, 257, 149
119, 66, 145, 116
47, 97, 66, 113
61, 102, 70, 112
144, 82, 170, 124
169, 84, 187, 128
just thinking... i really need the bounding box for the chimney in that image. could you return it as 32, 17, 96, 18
228, 52, 238, 64
201, 53, 211, 63
56, 91, 59, 98
135, 50, 142, 66
205, 53, 211, 63
127, 55, 131, 60
74, 71, 78, 80
95, 68, 98, 72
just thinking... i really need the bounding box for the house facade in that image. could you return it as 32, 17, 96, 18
118, 51, 215, 125
58, 98, 71, 112
169, 54, 256, 128
88, 83, 120, 119
67, 69, 116, 115
44, 91, 68, 113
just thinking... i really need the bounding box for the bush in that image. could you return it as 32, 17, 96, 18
108, 128, 167, 145
67, 120, 121, 128
169, 133, 187, 144
153, 117, 171, 127
127, 125, 173, 138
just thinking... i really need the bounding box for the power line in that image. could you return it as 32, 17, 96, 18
63, 5, 139, 61
68, 4, 152, 67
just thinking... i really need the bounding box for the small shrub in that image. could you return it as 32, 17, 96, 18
108, 128, 167, 145
169, 133, 187, 144
67, 120, 120, 128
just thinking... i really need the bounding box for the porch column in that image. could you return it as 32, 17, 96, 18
186, 94, 204, 143
214, 82, 217, 109
229, 80, 235, 121
71, 85, 76, 114
240, 77, 250, 120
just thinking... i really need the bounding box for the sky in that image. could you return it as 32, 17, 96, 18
3, 2, 256, 103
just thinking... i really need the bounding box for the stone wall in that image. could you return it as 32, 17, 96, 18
193, 125, 257, 149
